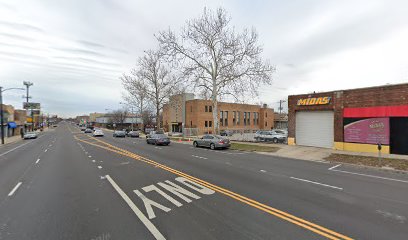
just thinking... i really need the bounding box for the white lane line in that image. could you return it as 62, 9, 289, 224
35, 158, 40, 164
92, 160, 96, 163
328, 164, 342, 170
260, 170, 266, 173
105, 175, 166, 240
8, 182, 23, 196
191, 155, 208, 160
330, 169, 408, 183
0, 141, 32, 157
97, 166, 102, 169
44, 149, 48, 152
290, 177, 343, 190
49, 144, 52, 147
88, 156, 92, 158
154, 147, 162, 150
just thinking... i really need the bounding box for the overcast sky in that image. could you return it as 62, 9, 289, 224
1, 0, 408, 117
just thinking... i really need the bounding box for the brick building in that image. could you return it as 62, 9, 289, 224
163, 93, 274, 135
288, 83, 408, 155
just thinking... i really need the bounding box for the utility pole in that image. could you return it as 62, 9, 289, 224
277, 100, 287, 114
23, 81, 33, 131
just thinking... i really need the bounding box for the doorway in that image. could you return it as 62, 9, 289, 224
390, 117, 408, 155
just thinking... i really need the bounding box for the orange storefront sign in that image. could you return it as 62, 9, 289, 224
297, 97, 331, 106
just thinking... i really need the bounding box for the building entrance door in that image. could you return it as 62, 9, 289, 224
390, 117, 408, 155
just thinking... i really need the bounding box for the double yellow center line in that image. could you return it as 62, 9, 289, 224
74, 135, 353, 240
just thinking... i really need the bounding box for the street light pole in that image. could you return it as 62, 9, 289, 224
0, 87, 25, 144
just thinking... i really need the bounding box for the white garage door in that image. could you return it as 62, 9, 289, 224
295, 111, 334, 148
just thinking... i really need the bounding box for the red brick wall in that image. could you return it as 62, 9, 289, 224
288, 83, 408, 143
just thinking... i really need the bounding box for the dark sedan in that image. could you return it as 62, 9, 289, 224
113, 130, 126, 138
146, 134, 170, 146
127, 131, 140, 138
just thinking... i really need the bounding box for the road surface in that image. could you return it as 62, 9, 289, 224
0, 122, 407, 239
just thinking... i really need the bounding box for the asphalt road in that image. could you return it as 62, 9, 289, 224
0, 122, 407, 240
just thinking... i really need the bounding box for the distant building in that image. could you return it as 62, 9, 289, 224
89, 112, 104, 123
163, 93, 274, 135
274, 112, 288, 129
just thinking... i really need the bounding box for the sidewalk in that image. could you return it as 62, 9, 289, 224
233, 141, 408, 161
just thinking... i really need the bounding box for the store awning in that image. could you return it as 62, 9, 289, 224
7, 122, 17, 128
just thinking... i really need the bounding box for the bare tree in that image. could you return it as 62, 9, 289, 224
157, 7, 275, 134
109, 109, 128, 126
121, 73, 149, 126
133, 49, 177, 128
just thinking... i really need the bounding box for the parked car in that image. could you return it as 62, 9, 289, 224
84, 128, 93, 133
254, 130, 286, 143
93, 129, 104, 137
145, 129, 165, 138
146, 134, 170, 145
168, 132, 183, 137
193, 135, 230, 150
127, 131, 140, 138
23, 132, 38, 139
80, 127, 86, 131
220, 130, 234, 136
113, 130, 126, 138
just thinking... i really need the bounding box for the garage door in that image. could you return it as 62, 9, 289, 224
295, 111, 334, 148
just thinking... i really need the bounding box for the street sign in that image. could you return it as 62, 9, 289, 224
23, 102, 41, 109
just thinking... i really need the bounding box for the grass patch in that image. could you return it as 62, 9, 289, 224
324, 153, 408, 171
230, 142, 280, 152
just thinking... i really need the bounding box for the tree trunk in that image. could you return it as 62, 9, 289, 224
156, 103, 160, 129
211, 79, 219, 135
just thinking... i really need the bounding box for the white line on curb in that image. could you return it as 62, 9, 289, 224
8, 182, 22, 196
105, 175, 166, 240
290, 177, 343, 190
328, 164, 342, 170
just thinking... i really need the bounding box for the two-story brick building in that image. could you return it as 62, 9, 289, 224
163, 93, 274, 135
288, 83, 408, 155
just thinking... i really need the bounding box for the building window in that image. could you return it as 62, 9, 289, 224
220, 111, 223, 126
237, 111, 240, 125
256, 112, 259, 125
224, 111, 228, 126
247, 112, 251, 126
243, 112, 246, 126
233, 111, 236, 126
253, 112, 256, 125
266, 112, 267, 118
205, 121, 208, 127
209, 106, 212, 112
191, 121, 193, 127
265, 121, 267, 127
209, 121, 212, 127
205, 106, 208, 112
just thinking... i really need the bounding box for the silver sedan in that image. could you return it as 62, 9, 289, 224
193, 135, 230, 150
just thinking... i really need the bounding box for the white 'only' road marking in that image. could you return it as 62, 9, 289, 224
8, 182, 22, 196
290, 177, 343, 190
105, 175, 166, 240
328, 164, 408, 183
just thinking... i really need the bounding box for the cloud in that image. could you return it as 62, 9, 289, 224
0, 20, 44, 33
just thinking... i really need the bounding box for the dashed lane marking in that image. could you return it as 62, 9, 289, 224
290, 177, 343, 190
8, 182, 22, 197
35, 158, 40, 164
